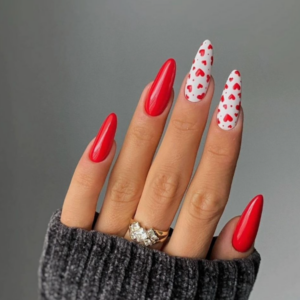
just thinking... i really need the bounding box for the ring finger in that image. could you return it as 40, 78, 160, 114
164, 70, 243, 258
94, 59, 176, 235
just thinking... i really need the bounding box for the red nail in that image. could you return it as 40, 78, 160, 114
232, 195, 264, 252
89, 113, 117, 162
145, 58, 176, 116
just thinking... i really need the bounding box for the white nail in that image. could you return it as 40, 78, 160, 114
217, 70, 242, 130
185, 40, 213, 102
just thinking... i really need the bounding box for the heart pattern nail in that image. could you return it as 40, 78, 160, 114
217, 70, 242, 130
185, 40, 213, 102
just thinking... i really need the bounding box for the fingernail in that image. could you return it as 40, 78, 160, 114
185, 40, 213, 102
232, 194, 264, 252
145, 58, 176, 116
89, 113, 117, 162
217, 70, 242, 130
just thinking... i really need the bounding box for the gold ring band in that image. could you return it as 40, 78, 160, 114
129, 219, 170, 247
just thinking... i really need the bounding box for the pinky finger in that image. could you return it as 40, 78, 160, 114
61, 113, 117, 230
210, 195, 263, 260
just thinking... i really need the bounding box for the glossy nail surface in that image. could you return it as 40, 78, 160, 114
232, 195, 264, 252
89, 113, 117, 162
217, 70, 242, 130
185, 40, 213, 102
145, 58, 176, 116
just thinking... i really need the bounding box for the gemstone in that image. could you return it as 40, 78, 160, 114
150, 235, 159, 242
144, 239, 152, 246
129, 223, 160, 246
130, 222, 140, 231
130, 232, 137, 240
140, 230, 148, 240
147, 229, 159, 242
147, 229, 155, 237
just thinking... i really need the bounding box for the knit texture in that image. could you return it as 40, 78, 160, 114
38, 210, 261, 300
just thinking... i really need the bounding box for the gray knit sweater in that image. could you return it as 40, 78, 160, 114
38, 210, 261, 300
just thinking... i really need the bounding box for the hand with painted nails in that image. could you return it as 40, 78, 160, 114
39, 40, 263, 299
61, 39, 263, 259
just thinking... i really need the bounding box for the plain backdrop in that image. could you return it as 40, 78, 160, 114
1, 1, 300, 299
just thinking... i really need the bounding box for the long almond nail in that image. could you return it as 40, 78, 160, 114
145, 58, 176, 116
232, 195, 264, 252
185, 40, 213, 102
217, 70, 242, 130
89, 113, 117, 162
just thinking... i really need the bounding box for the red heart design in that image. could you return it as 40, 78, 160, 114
208, 44, 213, 49
217, 118, 220, 124
188, 74, 191, 79
236, 104, 240, 110
233, 83, 241, 90
223, 104, 227, 109
197, 83, 203, 89
202, 60, 207, 65
228, 125, 233, 129
185, 94, 189, 99
224, 114, 233, 122
193, 59, 195, 64
229, 77, 233, 82
211, 56, 214, 66
235, 70, 241, 76
228, 94, 236, 100
192, 66, 196, 70
206, 75, 211, 83
195, 68, 205, 77
235, 113, 238, 117
225, 84, 228, 89
199, 49, 205, 56
221, 95, 225, 102
238, 93, 242, 98
187, 85, 192, 92
197, 93, 205, 100
217, 109, 220, 112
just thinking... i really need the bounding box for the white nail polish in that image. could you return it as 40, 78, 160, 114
185, 40, 213, 102
217, 70, 242, 130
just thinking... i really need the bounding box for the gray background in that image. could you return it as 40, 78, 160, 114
1, 0, 299, 299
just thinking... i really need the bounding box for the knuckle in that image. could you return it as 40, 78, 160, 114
149, 172, 180, 207
109, 177, 142, 204
188, 191, 224, 222
171, 118, 199, 135
73, 171, 95, 190
130, 125, 154, 145
205, 144, 234, 164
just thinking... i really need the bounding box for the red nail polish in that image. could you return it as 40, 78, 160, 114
89, 113, 117, 162
145, 58, 176, 116
232, 195, 264, 252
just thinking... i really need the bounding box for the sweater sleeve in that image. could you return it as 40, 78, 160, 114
38, 210, 261, 300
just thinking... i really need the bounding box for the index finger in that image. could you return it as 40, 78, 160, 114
61, 113, 117, 230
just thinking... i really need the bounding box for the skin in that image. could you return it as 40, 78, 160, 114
61, 73, 254, 261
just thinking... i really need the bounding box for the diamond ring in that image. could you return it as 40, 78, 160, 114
128, 219, 170, 247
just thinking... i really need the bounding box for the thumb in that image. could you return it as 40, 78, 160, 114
210, 195, 263, 260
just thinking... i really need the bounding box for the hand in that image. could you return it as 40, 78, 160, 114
60, 40, 263, 260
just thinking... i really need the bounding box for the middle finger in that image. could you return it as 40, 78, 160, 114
129, 40, 215, 247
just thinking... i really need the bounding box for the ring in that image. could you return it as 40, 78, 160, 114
129, 219, 170, 247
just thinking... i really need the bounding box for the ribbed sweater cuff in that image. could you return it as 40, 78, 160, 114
38, 210, 261, 300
